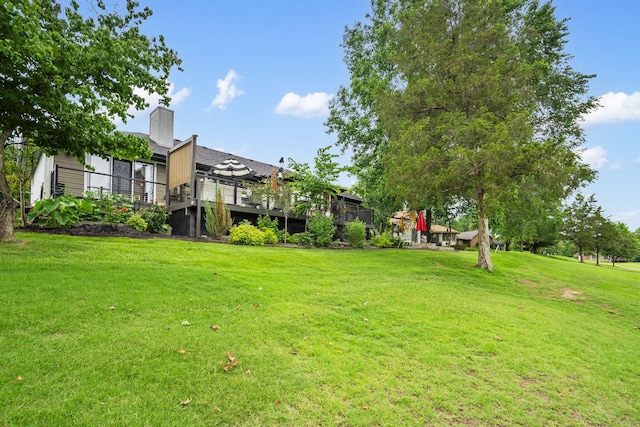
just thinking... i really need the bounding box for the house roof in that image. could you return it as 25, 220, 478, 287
336, 191, 362, 203
457, 230, 479, 240
128, 132, 283, 180
429, 224, 460, 234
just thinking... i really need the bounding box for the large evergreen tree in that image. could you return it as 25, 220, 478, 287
329, 0, 595, 271
0, 0, 181, 241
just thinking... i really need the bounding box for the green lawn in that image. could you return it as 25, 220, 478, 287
1, 233, 639, 426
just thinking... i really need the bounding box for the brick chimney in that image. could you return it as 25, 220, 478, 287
149, 103, 174, 149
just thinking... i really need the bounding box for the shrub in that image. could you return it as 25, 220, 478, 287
256, 214, 279, 232
138, 204, 170, 234
345, 218, 367, 248
229, 223, 265, 246
126, 215, 148, 232
27, 195, 94, 228
370, 233, 393, 248
453, 243, 467, 251
287, 233, 300, 244
279, 231, 290, 243
263, 228, 278, 245
308, 214, 336, 247
204, 188, 233, 239
104, 204, 133, 224
297, 233, 314, 247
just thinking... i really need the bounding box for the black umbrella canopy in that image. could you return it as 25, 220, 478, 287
210, 159, 255, 178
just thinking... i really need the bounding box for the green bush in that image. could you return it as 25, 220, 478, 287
256, 214, 279, 232
452, 243, 467, 251
345, 218, 367, 248
27, 195, 95, 228
297, 233, 314, 247
104, 203, 133, 224
288, 233, 300, 244
263, 229, 278, 245
308, 214, 336, 247
83, 192, 134, 224
257, 214, 285, 242
229, 223, 265, 246
370, 233, 393, 248
126, 215, 148, 232
138, 204, 170, 234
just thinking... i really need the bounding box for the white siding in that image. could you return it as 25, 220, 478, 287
31, 154, 54, 204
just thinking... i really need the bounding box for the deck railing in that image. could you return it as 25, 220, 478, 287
52, 165, 166, 207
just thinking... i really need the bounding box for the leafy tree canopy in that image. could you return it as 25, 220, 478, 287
561, 193, 604, 263
288, 146, 350, 219
0, 0, 182, 240
329, 0, 596, 271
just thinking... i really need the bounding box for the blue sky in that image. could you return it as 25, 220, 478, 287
117, 1, 640, 232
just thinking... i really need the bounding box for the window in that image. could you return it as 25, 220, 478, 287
134, 162, 155, 202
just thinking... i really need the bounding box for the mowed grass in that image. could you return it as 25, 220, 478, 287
1, 233, 639, 426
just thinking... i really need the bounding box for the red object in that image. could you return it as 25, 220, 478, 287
416, 210, 427, 232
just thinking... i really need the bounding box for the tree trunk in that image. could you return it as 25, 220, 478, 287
0, 195, 17, 241
475, 189, 493, 271
579, 247, 584, 263
284, 213, 288, 244
0, 131, 18, 241
476, 215, 494, 271
19, 180, 26, 227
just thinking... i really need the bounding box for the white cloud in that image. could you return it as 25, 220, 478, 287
208, 70, 244, 110
610, 162, 623, 170
580, 146, 608, 169
274, 92, 333, 118
581, 91, 640, 127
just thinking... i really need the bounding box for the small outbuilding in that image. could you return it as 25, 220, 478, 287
456, 230, 480, 248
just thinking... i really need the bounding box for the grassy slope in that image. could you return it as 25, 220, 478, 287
1, 233, 639, 426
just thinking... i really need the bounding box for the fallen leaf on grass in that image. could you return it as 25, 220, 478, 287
223, 352, 240, 371
214, 406, 222, 412
252, 303, 261, 308
210, 325, 220, 330
182, 321, 191, 326
245, 370, 251, 375
362, 405, 370, 410
494, 336, 501, 341
179, 348, 186, 354
180, 398, 191, 406
223, 361, 240, 372
10, 376, 23, 383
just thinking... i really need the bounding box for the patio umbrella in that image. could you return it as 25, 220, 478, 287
416, 210, 427, 243
210, 159, 255, 178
